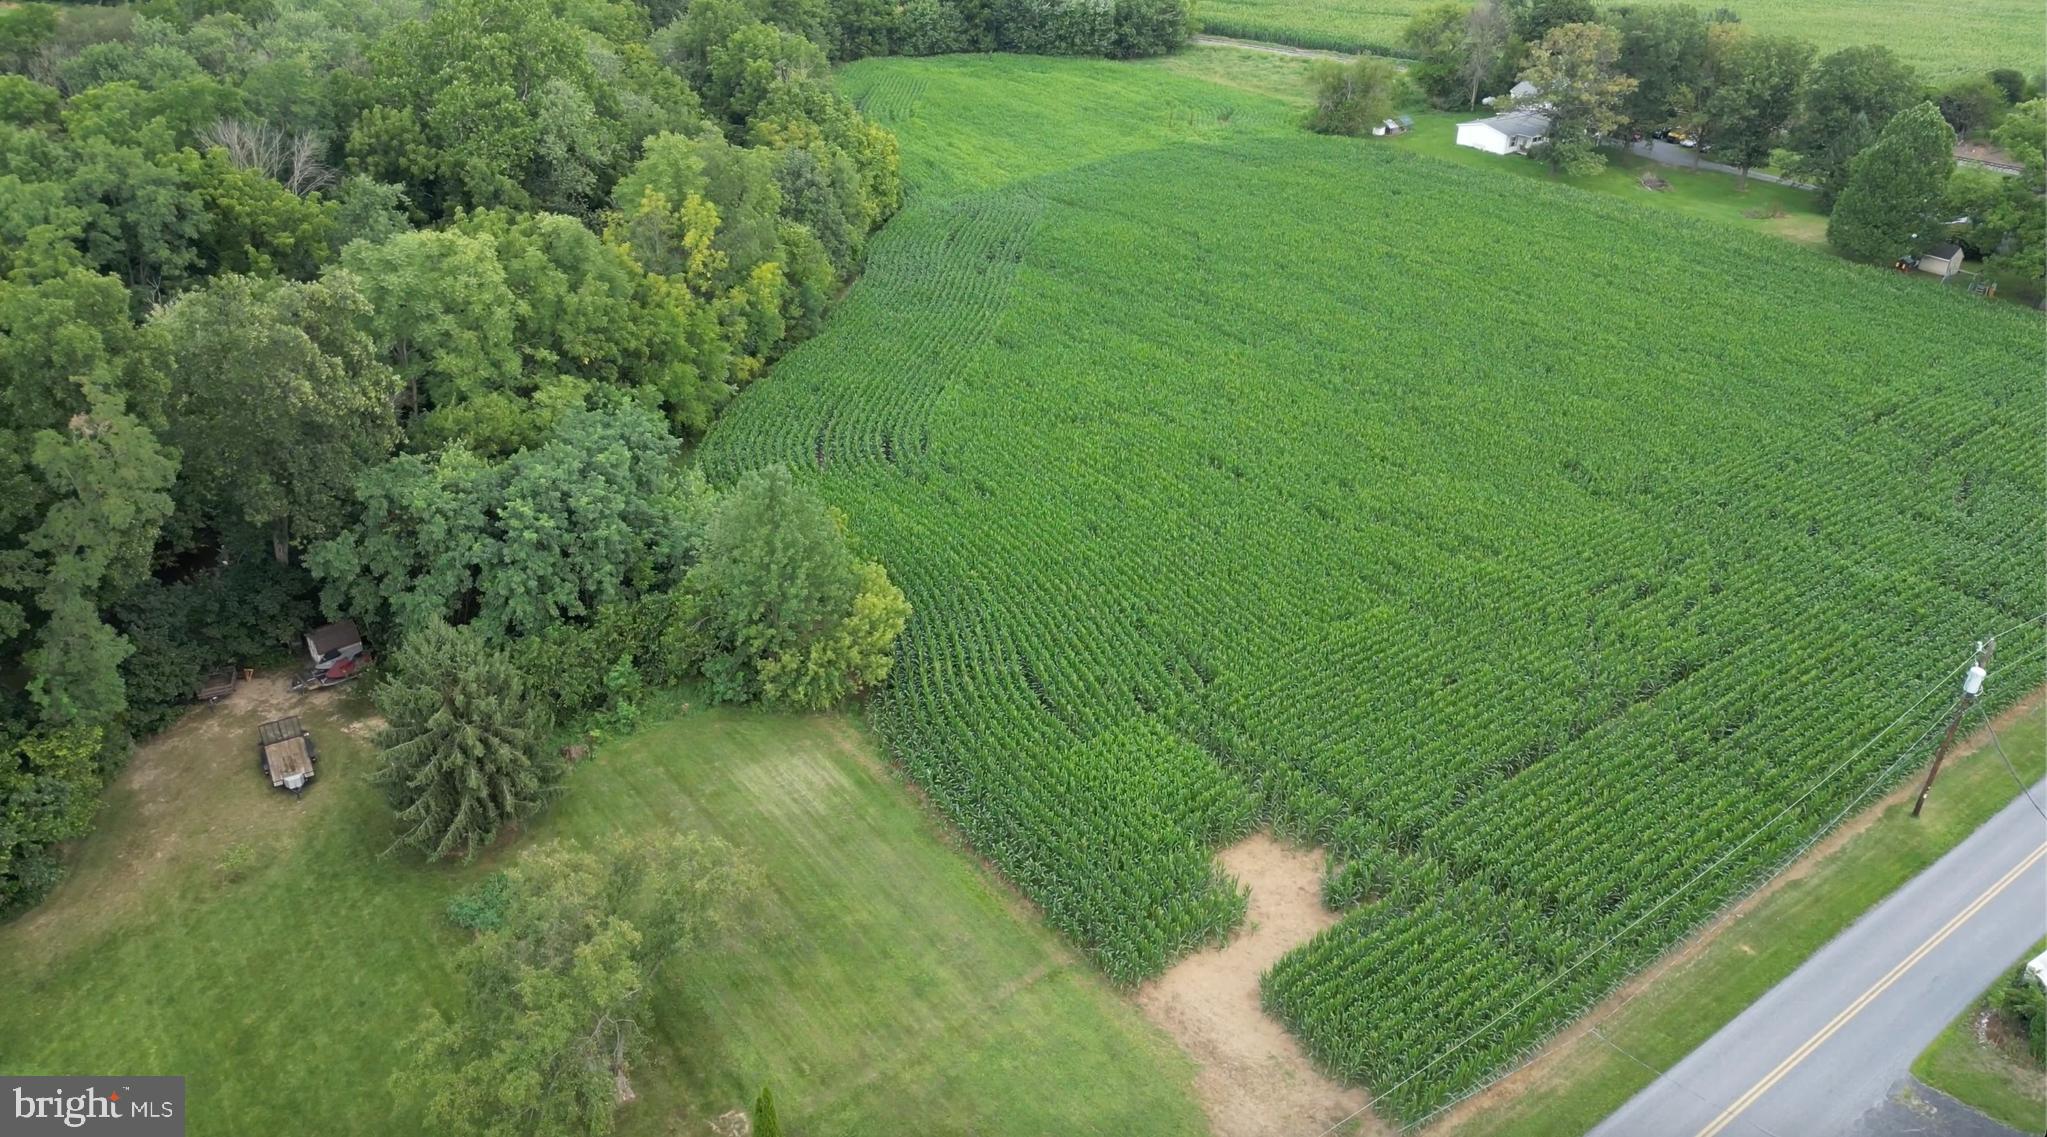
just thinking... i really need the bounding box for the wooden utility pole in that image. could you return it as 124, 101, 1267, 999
1911, 637, 1995, 818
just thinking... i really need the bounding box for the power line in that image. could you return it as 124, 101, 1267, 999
1977, 702, 2046, 821
1382, 639, 2047, 1136
1586, 1027, 1788, 1137
1391, 710, 1952, 1136
1313, 634, 2026, 1137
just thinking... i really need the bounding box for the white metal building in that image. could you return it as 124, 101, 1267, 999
1455, 112, 1552, 156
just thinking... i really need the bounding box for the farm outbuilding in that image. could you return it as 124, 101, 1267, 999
1455, 112, 1551, 156
306, 620, 363, 665
1915, 243, 1965, 278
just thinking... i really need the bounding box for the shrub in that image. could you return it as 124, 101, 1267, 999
445, 872, 513, 934
993, 0, 1113, 56
1308, 57, 1404, 136
896, 0, 974, 55
216, 841, 258, 883
1108, 0, 1192, 59
1997, 963, 2047, 1062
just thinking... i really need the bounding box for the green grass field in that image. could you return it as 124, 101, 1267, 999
1445, 703, 2045, 1136
1911, 935, 2047, 1134
0, 685, 1208, 1136
1195, 0, 2043, 80
715, 52, 2046, 1120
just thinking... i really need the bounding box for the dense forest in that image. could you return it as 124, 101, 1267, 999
0, 0, 1193, 915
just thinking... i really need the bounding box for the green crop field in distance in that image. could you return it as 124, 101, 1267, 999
710, 53, 2046, 1122
1195, 0, 2042, 81
0, 689, 1207, 1136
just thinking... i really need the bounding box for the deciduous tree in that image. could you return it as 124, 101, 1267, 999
151, 272, 400, 561
1783, 46, 1919, 207
340, 228, 519, 429
1513, 22, 1636, 176
1400, 2, 1469, 107
1614, 4, 1706, 136
1458, 0, 1511, 109
1307, 56, 1403, 136
1704, 32, 1813, 188
685, 465, 909, 707
1827, 102, 1958, 262
399, 833, 750, 1135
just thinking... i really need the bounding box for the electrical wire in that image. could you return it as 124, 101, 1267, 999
1585, 1027, 1789, 1137
1400, 639, 2046, 1130
1977, 702, 2047, 821
1311, 633, 2028, 1137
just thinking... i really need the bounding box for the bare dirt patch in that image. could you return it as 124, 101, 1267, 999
1136, 833, 1381, 1137
6, 673, 358, 966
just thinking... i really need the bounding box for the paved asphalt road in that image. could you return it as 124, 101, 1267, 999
1591, 780, 2047, 1137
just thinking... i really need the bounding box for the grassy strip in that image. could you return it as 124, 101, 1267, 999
1440, 697, 2045, 1137
1911, 937, 2047, 1133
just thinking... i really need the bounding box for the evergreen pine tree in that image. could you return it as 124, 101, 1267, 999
752, 1086, 781, 1137
373, 619, 559, 861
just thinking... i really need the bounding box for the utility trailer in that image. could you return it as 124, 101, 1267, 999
196, 666, 239, 704
257, 716, 319, 794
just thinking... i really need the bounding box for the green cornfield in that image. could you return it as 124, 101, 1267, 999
703, 55, 2046, 1121
1198, 0, 2042, 81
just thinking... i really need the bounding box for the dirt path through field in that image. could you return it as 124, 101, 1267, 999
1136, 834, 1383, 1137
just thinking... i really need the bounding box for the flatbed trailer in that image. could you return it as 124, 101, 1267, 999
257, 716, 318, 793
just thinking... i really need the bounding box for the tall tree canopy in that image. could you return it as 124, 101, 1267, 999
150, 270, 400, 561
310, 405, 699, 645
399, 833, 750, 1136
0, 267, 175, 727
684, 464, 909, 708
1704, 32, 1814, 187
1614, 4, 1707, 136
1513, 22, 1637, 176
1783, 45, 1919, 207
1827, 102, 1958, 262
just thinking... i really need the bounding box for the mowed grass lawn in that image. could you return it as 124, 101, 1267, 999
1195, 0, 2042, 80
1144, 50, 1830, 244
0, 683, 1208, 1136
1388, 111, 1829, 245
1912, 936, 2047, 1134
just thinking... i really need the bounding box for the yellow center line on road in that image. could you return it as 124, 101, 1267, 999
1692, 840, 2047, 1137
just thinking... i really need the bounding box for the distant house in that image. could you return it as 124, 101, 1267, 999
1509, 80, 1540, 100
1455, 112, 1551, 156
1915, 243, 1965, 278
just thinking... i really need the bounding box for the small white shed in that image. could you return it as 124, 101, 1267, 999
1455, 112, 1551, 156
1916, 243, 1965, 279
